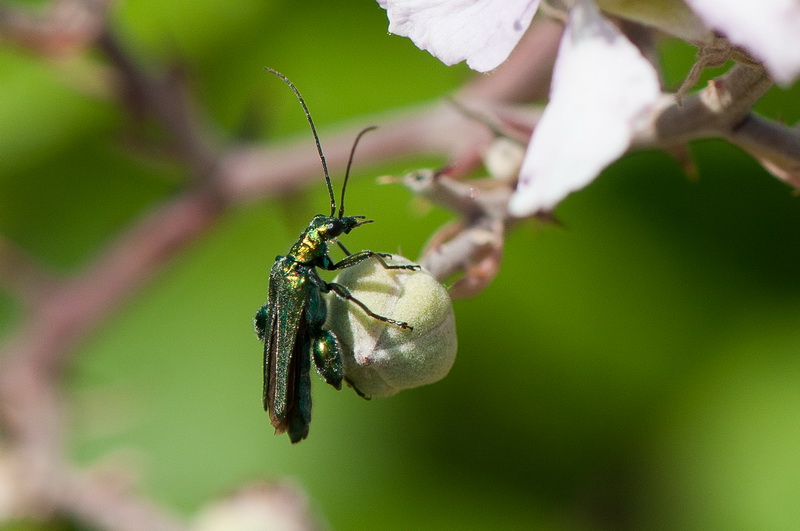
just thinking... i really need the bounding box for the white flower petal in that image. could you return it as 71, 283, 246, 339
379, 0, 540, 72
509, 0, 661, 217
685, 0, 800, 85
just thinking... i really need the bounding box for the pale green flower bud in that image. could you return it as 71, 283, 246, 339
326, 255, 457, 398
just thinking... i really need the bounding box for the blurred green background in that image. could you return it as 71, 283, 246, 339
2, 1, 800, 529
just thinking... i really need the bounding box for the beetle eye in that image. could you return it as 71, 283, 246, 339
325, 221, 344, 237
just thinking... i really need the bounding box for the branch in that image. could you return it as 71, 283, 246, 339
220, 100, 514, 203
0, 190, 222, 527
95, 28, 220, 180
633, 63, 800, 185
394, 170, 517, 298
648, 63, 775, 141
730, 115, 800, 187
0, 0, 107, 57
0, 236, 57, 308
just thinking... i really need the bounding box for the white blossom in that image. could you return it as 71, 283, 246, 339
377, 0, 539, 72
509, 0, 661, 215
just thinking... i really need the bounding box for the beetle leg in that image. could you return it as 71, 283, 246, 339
344, 376, 371, 400
310, 330, 343, 390
331, 250, 421, 272
305, 286, 343, 389
254, 303, 270, 341
326, 281, 414, 330
335, 240, 351, 256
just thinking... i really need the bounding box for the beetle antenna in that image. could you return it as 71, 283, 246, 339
265, 67, 336, 217
339, 125, 378, 218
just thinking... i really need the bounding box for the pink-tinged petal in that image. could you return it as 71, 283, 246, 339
508, 0, 661, 217
379, 0, 540, 72
685, 0, 800, 85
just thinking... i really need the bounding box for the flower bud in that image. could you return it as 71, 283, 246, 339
192, 483, 318, 531
326, 255, 457, 398
483, 136, 525, 180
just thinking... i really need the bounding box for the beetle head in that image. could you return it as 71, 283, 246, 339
311, 214, 373, 239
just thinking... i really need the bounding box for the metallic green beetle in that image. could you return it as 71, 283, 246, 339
254, 69, 418, 443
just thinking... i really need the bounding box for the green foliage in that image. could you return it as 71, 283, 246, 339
2, 1, 800, 529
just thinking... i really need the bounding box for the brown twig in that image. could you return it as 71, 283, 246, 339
95, 28, 220, 180
634, 63, 800, 185
0, 236, 57, 308
0, 0, 108, 57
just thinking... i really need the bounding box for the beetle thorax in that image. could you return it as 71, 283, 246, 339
287, 214, 367, 263
287, 215, 336, 262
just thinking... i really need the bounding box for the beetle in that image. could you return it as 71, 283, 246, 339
254, 68, 419, 443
